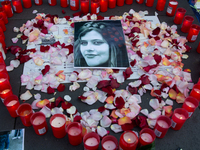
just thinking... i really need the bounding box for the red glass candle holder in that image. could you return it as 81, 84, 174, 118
182, 96, 199, 118
0, 8, 8, 24
30, 112, 48, 135
34, 0, 43, 5
91, 0, 100, 15
0, 29, 5, 40
0, 51, 5, 64
101, 135, 118, 150
119, 131, 138, 150
116, 0, 124, 6
139, 128, 156, 147
81, 0, 89, 14
156, 0, 166, 11
0, 36, 6, 50
61, 0, 68, 7
67, 122, 83, 146
187, 24, 200, 42
109, 0, 116, 8
197, 42, 200, 53
136, 0, 144, 4
100, 0, 108, 12
190, 84, 200, 101
0, 15, 6, 32
48, 0, 57, 6
125, 0, 133, 5
171, 108, 189, 130
83, 132, 100, 150
166, 0, 178, 17
145, 0, 154, 7
70, 0, 79, 10
181, 16, 194, 33
1, 1, 13, 18
12, 0, 23, 13
154, 115, 171, 138
17, 103, 33, 127
50, 114, 66, 138
0, 43, 6, 56
173, 7, 186, 24
4, 95, 20, 118
0, 73, 11, 91
0, 63, 9, 79
0, 84, 12, 100
22, 0, 32, 8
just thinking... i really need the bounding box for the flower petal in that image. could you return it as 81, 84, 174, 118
20, 90, 32, 101
110, 124, 123, 133
97, 126, 108, 137
100, 116, 112, 127
118, 116, 132, 125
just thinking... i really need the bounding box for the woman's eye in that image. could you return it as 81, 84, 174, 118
93, 41, 104, 45
80, 41, 87, 46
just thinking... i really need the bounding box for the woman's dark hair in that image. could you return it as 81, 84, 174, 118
74, 20, 129, 68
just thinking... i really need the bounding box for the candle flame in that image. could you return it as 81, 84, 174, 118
180, 117, 183, 119
128, 138, 131, 142
2, 89, 10, 94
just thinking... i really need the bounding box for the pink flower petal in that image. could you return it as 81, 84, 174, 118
148, 110, 161, 119
91, 111, 102, 121
140, 109, 149, 116
51, 107, 63, 115
69, 82, 80, 91
149, 99, 160, 110
100, 116, 112, 127
78, 69, 92, 80
97, 126, 108, 137
20, 90, 32, 101
40, 106, 51, 118
110, 124, 123, 133
31, 99, 40, 109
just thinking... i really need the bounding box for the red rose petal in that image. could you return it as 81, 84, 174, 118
7, 45, 22, 55
21, 35, 28, 40
47, 86, 55, 94
64, 16, 70, 20
130, 59, 136, 67
63, 44, 73, 54
46, 102, 56, 109
74, 115, 82, 122
78, 95, 87, 100
152, 27, 160, 35
110, 78, 120, 89
97, 15, 104, 20
55, 96, 65, 106
153, 54, 162, 64
102, 86, 114, 96
121, 123, 134, 131
97, 80, 110, 89
114, 96, 125, 109
41, 65, 50, 76
131, 27, 140, 33
62, 10, 66, 14
57, 84, 65, 92
61, 101, 73, 109
41, 28, 48, 34
128, 85, 138, 95
140, 75, 150, 85
136, 51, 142, 58
98, 106, 106, 112
40, 45, 50, 52
19, 55, 31, 64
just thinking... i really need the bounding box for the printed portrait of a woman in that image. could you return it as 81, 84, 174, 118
74, 20, 129, 68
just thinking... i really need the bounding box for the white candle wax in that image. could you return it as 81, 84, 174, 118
1, 89, 10, 94
123, 132, 137, 144
194, 88, 200, 94
6, 100, 17, 106
51, 117, 65, 127
33, 116, 45, 125
140, 133, 153, 143
85, 137, 98, 146
157, 120, 168, 128
68, 127, 81, 136
174, 113, 186, 120
0, 78, 6, 83
102, 140, 116, 150
185, 101, 195, 108
169, 1, 178, 5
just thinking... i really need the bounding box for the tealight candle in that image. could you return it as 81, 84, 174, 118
171, 108, 188, 130
22, 0, 32, 8
145, 0, 154, 7
119, 131, 138, 150
50, 114, 66, 138
117, 0, 124, 6
136, 0, 144, 4
30, 112, 48, 135
181, 16, 194, 33
101, 135, 118, 150
125, 0, 133, 5
4, 95, 20, 118
0, 73, 11, 91
174, 7, 186, 24
0, 35, 6, 49
61, 0, 68, 7
1, 1, 13, 18
34, 0, 43, 5
187, 24, 200, 42
0, 15, 6, 32
12, 0, 23, 13
154, 115, 171, 138
156, 0, 166, 11
189, 84, 200, 100
48, 0, 57, 6
70, 0, 79, 11
182, 96, 199, 118
91, 0, 100, 15
0, 8, 8, 24
108, 0, 116, 8
166, 0, 178, 16
83, 132, 100, 150
17, 103, 33, 127
139, 128, 156, 146
100, 0, 108, 12
197, 42, 200, 53
81, 0, 89, 14
0, 51, 5, 63
0, 84, 13, 100
0, 63, 9, 79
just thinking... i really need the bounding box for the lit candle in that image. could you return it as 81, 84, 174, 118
187, 24, 200, 42
125, 0, 133, 5
0, 44, 6, 60
154, 115, 171, 138
61, 0, 68, 7
0, 84, 13, 100
0, 73, 11, 91
181, 16, 194, 33
190, 84, 200, 100
70, 0, 79, 11
166, 0, 178, 17
117, 0, 124, 6
0, 15, 6, 32
34, 0, 43, 5
0, 8, 8, 24
67, 122, 83, 146
83, 132, 100, 150
171, 108, 188, 130
81, 0, 89, 14
139, 128, 155, 146
50, 114, 66, 138
108, 0, 116, 8
136, 0, 144, 4
0, 63, 9, 79
0, 31, 5, 40
22, 0, 32, 8
12, 0, 23, 13
17, 103, 33, 127
156, 0, 166, 11
182, 96, 198, 118
119, 131, 138, 150
145, 0, 154, 7
101, 135, 118, 150
197, 42, 200, 53
4, 95, 20, 118
100, 0, 108, 12
91, 0, 100, 15
48, 0, 57, 6
174, 7, 186, 24
1, 1, 13, 18
0, 36, 6, 50
30, 112, 48, 135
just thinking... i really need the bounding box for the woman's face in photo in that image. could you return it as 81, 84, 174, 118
80, 30, 109, 67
